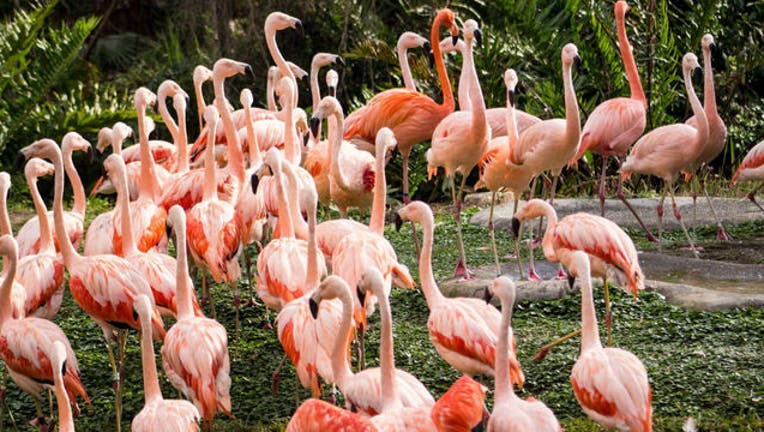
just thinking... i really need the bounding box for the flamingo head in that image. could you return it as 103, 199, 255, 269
193, 65, 213, 89
240, 89, 254, 109
0, 234, 18, 263
326, 70, 339, 97
18, 138, 60, 168
96, 127, 113, 154
357, 267, 385, 309
504, 68, 518, 106
397, 200, 433, 230
309, 275, 351, 320
158, 79, 189, 101
435, 9, 459, 46
266, 12, 303, 36
489, 276, 516, 309
112, 122, 133, 144
397, 32, 429, 51
463, 19, 481, 48
511, 199, 552, 232
165, 205, 185, 240
567, 251, 591, 281
561, 43, 581, 70
134, 87, 157, 112
440, 36, 464, 55
132, 294, 154, 332
375, 127, 397, 159
0, 172, 10, 198
50, 341, 68, 382
615, 1, 629, 19
102, 153, 126, 185
62, 132, 93, 163
701, 33, 716, 51
312, 53, 344, 76
276, 76, 296, 108
173, 93, 187, 116
213, 58, 255, 83
25, 157, 55, 182
287, 61, 309, 85
682, 52, 702, 80
312, 96, 342, 129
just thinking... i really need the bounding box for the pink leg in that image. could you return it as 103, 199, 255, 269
700, 179, 732, 241
402, 151, 411, 204
616, 172, 659, 242
657, 191, 666, 251
598, 156, 608, 217
556, 264, 567, 280
451, 175, 473, 279
669, 185, 700, 258
747, 182, 764, 213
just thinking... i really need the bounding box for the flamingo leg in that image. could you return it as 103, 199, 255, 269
603, 278, 612, 346
616, 168, 659, 242
690, 172, 698, 228
525, 178, 541, 281
0, 368, 19, 432
669, 185, 700, 258
116, 331, 128, 432
488, 191, 501, 276
748, 182, 764, 213
598, 156, 608, 216
511, 198, 524, 278
402, 150, 421, 256
450, 175, 473, 279
534, 328, 582, 362
271, 353, 288, 395
701, 177, 732, 240
657, 186, 667, 251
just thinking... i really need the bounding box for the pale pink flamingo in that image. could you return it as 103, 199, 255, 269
309, 275, 434, 416
49, 341, 74, 432
569, 251, 652, 431
193, 65, 214, 131
427, 19, 490, 279
18, 137, 164, 432
683, 34, 731, 240
397, 32, 430, 91
305, 68, 340, 206
285, 398, 377, 432
343, 8, 460, 203
0, 173, 28, 318
486, 276, 560, 432
265, 12, 303, 109
396, 201, 524, 386
731, 139, 764, 213
621, 53, 706, 256
0, 234, 90, 423
267, 66, 280, 112
157, 80, 191, 173
16, 132, 90, 258
162, 205, 232, 430
131, 295, 200, 432
568, 1, 652, 237
89, 122, 140, 199
510, 198, 643, 352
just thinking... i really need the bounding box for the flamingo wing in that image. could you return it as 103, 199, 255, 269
256, 239, 311, 310
732, 140, 764, 184
132, 399, 200, 432
17, 253, 65, 319
277, 298, 325, 395
574, 97, 646, 161
430, 376, 485, 432
285, 399, 377, 432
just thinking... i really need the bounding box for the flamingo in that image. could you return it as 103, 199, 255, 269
309, 275, 435, 416
396, 201, 524, 386
162, 205, 232, 429
0, 234, 90, 423
568, 1, 651, 235
89, 122, 140, 199
343, 8, 460, 203
305, 69, 340, 207
49, 341, 74, 432
731, 139, 764, 213
0, 173, 27, 319
682, 34, 731, 240
486, 277, 560, 432
158, 81, 192, 174
16, 132, 90, 258
131, 295, 200, 432
18, 137, 164, 432
397, 32, 431, 91
510, 198, 643, 353
193, 65, 214, 132
621, 53, 706, 256
427, 19, 490, 279
285, 398, 377, 432
569, 251, 653, 431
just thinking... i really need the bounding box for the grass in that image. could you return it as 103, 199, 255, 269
1, 198, 763, 431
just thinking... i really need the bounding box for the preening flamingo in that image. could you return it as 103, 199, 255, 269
731, 139, 764, 213
486, 277, 560, 432
50, 341, 74, 432
18, 137, 164, 432
132, 295, 201, 432
396, 201, 524, 386
0, 173, 28, 318
569, 1, 651, 234
309, 275, 434, 416
427, 19, 490, 279
0, 234, 90, 422
569, 251, 652, 432
16, 132, 91, 258
397, 32, 431, 91
343, 8, 459, 203
285, 398, 377, 432
621, 53, 706, 256
162, 206, 232, 429
511, 198, 643, 352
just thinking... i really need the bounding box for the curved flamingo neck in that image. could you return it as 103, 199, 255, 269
281, 87, 300, 165
457, 42, 472, 112
53, 365, 74, 432
202, 111, 218, 202
244, 105, 262, 168
431, 14, 455, 111
329, 107, 352, 193
265, 22, 298, 107
0, 182, 11, 239
111, 133, 124, 155
158, 91, 180, 144
417, 213, 446, 308
281, 162, 306, 239
139, 308, 163, 404
62, 144, 86, 217
702, 45, 718, 118
174, 215, 194, 320
537, 203, 558, 260
685, 64, 709, 150
176, 102, 190, 174
616, 13, 646, 107
26, 171, 54, 253
397, 43, 415, 91
51, 144, 80, 269
331, 287, 354, 389
113, 160, 139, 255
194, 82, 206, 132
494, 292, 515, 404
464, 36, 487, 137
578, 256, 601, 352
562, 61, 581, 152
368, 139, 388, 235
0, 239, 16, 323
305, 198, 319, 290
137, 108, 161, 201
375, 277, 401, 412
212, 75, 246, 188
273, 158, 295, 238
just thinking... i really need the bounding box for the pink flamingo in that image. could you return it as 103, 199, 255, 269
131, 295, 200, 432
0, 173, 28, 318
19, 137, 164, 432
397, 32, 430, 91
285, 398, 377, 432
621, 53, 706, 257
309, 275, 434, 416
193, 65, 214, 131
343, 8, 460, 203
511, 198, 643, 353
0, 234, 90, 423
486, 276, 560, 432
396, 201, 524, 386
162, 205, 232, 430
569, 1, 652, 237
569, 251, 652, 431
90, 122, 141, 199
16, 132, 90, 258
49, 341, 74, 432
427, 19, 490, 279
731, 139, 764, 213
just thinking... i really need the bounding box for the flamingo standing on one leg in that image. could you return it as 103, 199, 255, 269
427, 19, 490, 279
343, 8, 460, 203
731, 139, 764, 213
621, 53, 707, 257
486, 277, 560, 431
569, 251, 653, 431
131, 295, 200, 432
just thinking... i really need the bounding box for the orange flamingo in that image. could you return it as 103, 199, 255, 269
486, 277, 560, 432
427, 19, 490, 279
429, 376, 487, 432
0, 234, 90, 423
569, 251, 652, 431
132, 295, 200, 432
621, 53, 706, 256
285, 398, 377, 432
18, 137, 164, 432
510, 198, 643, 353
731, 139, 764, 213
0, 173, 27, 319
16, 132, 90, 258
397, 32, 430, 91
49, 341, 74, 432
309, 275, 434, 416
396, 201, 523, 386
569, 1, 651, 234
343, 8, 459, 203
162, 205, 232, 429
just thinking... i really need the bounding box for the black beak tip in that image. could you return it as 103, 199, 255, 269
165, 222, 172, 240
427, 51, 435, 68
303, 132, 310, 146
328, 86, 336, 98
452, 35, 459, 47
251, 173, 260, 195
86, 146, 94, 164
394, 213, 403, 233
294, 20, 304, 37
574, 55, 582, 71
567, 274, 576, 289
335, 56, 345, 67
356, 286, 366, 306
474, 30, 483, 48
508, 89, 515, 107
483, 287, 493, 304
309, 298, 319, 319
61, 359, 67, 377
244, 65, 255, 83
423, 40, 431, 51
15, 151, 26, 170
694, 66, 703, 80
510, 217, 521, 238
310, 117, 320, 139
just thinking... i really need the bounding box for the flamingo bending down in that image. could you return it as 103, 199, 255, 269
621, 53, 706, 257
162, 206, 232, 429
427, 19, 490, 278
50, 341, 74, 432
132, 295, 200, 432
569, 251, 652, 431
731, 139, 764, 213
396, 201, 524, 386
18, 138, 164, 432
397, 32, 431, 91
568, 1, 652, 237
309, 275, 434, 416
486, 277, 560, 432
343, 8, 459, 203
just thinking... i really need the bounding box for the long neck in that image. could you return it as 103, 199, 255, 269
175, 218, 193, 320
282, 94, 299, 165
274, 160, 294, 238
52, 148, 79, 269
562, 62, 581, 151
137, 111, 160, 201
376, 282, 401, 412
507, 94, 519, 162
111, 134, 123, 155
538, 205, 558, 260
418, 216, 445, 308
213, 76, 246, 187
431, 17, 455, 110
464, 38, 487, 137
310, 66, 323, 143
266, 74, 277, 112
53, 366, 74, 432
685, 66, 708, 148
580, 261, 601, 352
0, 240, 16, 323
458, 45, 472, 112
27, 175, 54, 253
304, 200, 319, 290
331, 289, 355, 389
195, 82, 206, 132
368, 141, 388, 235
702, 45, 718, 117
202, 115, 218, 201
494, 294, 514, 404
0, 185, 11, 238
140, 311, 163, 404
266, 25, 298, 107
244, 105, 262, 168
617, 15, 646, 107
114, 163, 138, 255
62, 146, 86, 216
158, 93, 180, 144
176, 103, 189, 173
398, 44, 415, 90
329, 109, 352, 192
282, 163, 306, 239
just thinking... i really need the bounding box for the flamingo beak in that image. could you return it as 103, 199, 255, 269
61, 359, 67, 377
335, 56, 345, 67
394, 214, 403, 232
483, 287, 493, 304
356, 285, 367, 308
427, 49, 435, 68
510, 217, 521, 239
294, 20, 304, 37
303, 131, 310, 146
85, 146, 94, 164
310, 117, 320, 138
423, 40, 431, 52
251, 172, 261, 195
474, 29, 483, 48
508, 89, 515, 107
694, 66, 703, 81
244, 65, 255, 83
328, 86, 336, 98
452, 35, 459, 47
309, 298, 319, 319
165, 221, 173, 240
567, 274, 576, 289
574, 55, 582, 73
15, 151, 26, 170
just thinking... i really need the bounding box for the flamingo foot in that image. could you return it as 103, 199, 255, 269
246, 297, 262, 307
263, 321, 273, 330
233, 295, 241, 307
556, 267, 567, 280
681, 245, 704, 252
528, 236, 542, 249
29, 417, 53, 432
454, 258, 474, 280
533, 346, 550, 362
527, 268, 542, 282
717, 226, 733, 241
646, 231, 660, 243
